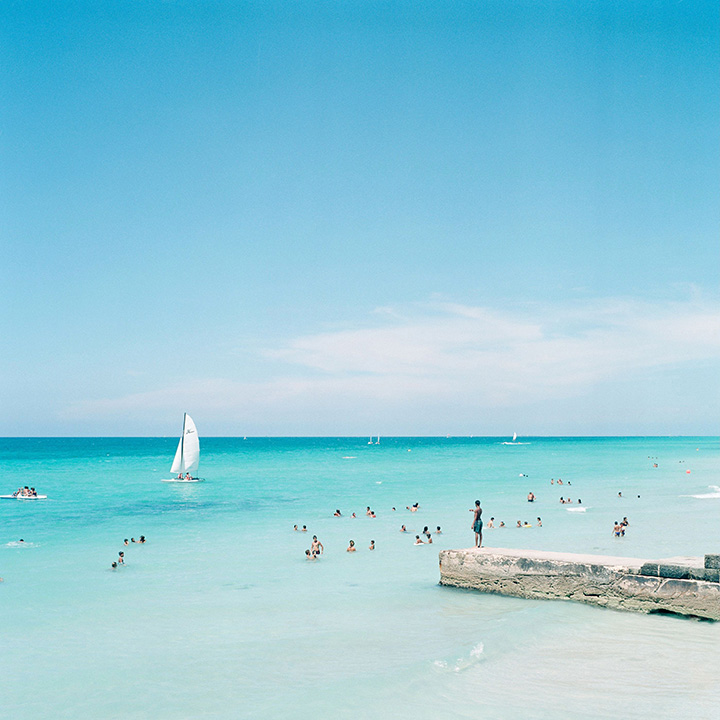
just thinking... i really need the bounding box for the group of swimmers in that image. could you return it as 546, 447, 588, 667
11, 486, 40, 497
331, 503, 421, 519
613, 518, 630, 537
299, 502, 440, 559
482, 517, 542, 529
111, 535, 146, 569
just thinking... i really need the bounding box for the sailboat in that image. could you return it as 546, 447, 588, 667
162, 413, 205, 482
368, 436, 374, 444
375, 436, 380, 445
512, 432, 517, 442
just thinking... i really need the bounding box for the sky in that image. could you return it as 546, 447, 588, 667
1, 0, 718, 436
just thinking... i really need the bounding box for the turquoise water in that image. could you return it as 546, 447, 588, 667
1, 436, 719, 719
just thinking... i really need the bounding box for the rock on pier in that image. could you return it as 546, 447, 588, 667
438, 547, 720, 620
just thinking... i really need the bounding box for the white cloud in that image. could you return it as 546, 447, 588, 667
63, 296, 720, 433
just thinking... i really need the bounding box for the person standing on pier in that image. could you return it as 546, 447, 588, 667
471, 500, 483, 548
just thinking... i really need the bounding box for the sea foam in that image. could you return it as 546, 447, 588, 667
685, 485, 720, 499
433, 642, 485, 673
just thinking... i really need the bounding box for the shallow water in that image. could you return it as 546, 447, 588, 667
1, 437, 719, 719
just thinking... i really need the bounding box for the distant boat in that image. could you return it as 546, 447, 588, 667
162, 413, 205, 482
512, 432, 517, 442
375, 436, 380, 445
368, 436, 374, 444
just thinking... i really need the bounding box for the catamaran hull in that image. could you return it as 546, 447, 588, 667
0, 495, 48, 500
161, 478, 205, 483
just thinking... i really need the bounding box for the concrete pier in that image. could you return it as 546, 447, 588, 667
439, 547, 720, 620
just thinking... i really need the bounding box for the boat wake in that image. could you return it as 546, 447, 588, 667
567, 506, 588, 512
5, 540, 37, 548
684, 485, 720, 499
501, 442, 530, 445
432, 642, 484, 673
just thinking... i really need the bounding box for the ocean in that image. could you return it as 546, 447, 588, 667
1, 436, 719, 719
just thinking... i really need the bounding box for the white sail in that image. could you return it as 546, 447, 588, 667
512, 432, 517, 442
170, 435, 184, 474
169, 413, 200, 476
182, 414, 200, 475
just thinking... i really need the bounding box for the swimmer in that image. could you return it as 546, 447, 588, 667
551, 479, 554, 485
311, 535, 324, 555
523, 522, 532, 528
423, 526, 429, 535
618, 492, 622, 498
486, 517, 495, 529
613, 522, 622, 537
138, 536, 146, 544
426, 534, 433, 544
558, 479, 563, 485
366, 507, 372, 516
527, 492, 535, 502
392, 507, 396, 511
131, 537, 136, 543
347, 540, 356, 552
111, 562, 117, 569
621, 517, 629, 527
436, 526, 442, 534
293, 525, 299, 531
301, 525, 307, 532
499, 521, 505, 528
577, 499, 582, 504
124, 539, 129, 545
370, 511, 376, 518
351, 512, 357, 518
516, 520, 522, 528
537, 517, 542, 527
334, 509, 342, 517
414, 535, 424, 545
369, 540, 375, 550
118, 551, 125, 565
305, 549, 316, 561
559, 497, 565, 504
400, 525, 408, 532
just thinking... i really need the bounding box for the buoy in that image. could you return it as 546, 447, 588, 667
686, 469, 691, 474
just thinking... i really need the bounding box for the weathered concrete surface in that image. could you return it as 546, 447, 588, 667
439, 547, 720, 620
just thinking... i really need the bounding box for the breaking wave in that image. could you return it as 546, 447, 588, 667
432, 642, 484, 673
685, 485, 720, 499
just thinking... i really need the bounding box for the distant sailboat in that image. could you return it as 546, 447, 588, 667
375, 436, 380, 445
162, 413, 205, 482
512, 432, 517, 442
368, 436, 374, 444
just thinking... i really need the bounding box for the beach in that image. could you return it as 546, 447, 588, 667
1, 436, 719, 719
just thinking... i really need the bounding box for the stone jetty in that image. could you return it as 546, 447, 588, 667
438, 547, 720, 620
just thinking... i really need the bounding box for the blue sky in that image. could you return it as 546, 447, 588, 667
2, 1, 718, 436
